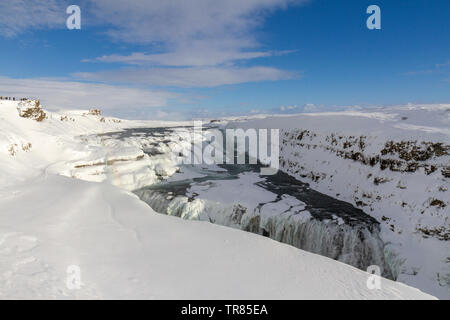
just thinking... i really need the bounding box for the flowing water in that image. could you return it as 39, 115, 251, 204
102, 127, 395, 279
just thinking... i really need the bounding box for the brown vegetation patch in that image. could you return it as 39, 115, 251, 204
18, 100, 46, 122
416, 226, 449, 241
430, 199, 446, 208
88, 109, 102, 116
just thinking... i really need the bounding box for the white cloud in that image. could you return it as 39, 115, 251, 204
0, 77, 173, 110
87, 0, 305, 44
277, 103, 319, 113
0, 0, 68, 37
404, 60, 450, 76
82, 0, 304, 69
74, 66, 296, 88
84, 46, 295, 67
280, 105, 299, 111
84, 50, 269, 67
303, 103, 318, 112
435, 60, 450, 68
0, 0, 304, 91
0, 0, 306, 43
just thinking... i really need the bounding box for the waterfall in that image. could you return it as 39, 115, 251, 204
134, 188, 394, 279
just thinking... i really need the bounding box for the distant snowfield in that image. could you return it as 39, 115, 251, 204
0, 100, 439, 299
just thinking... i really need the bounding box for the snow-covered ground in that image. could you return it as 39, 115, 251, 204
225, 104, 449, 299
0, 99, 439, 299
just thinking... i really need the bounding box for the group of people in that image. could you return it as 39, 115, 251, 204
0, 96, 28, 101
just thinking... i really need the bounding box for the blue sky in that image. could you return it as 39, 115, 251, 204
0, 0, 448, 119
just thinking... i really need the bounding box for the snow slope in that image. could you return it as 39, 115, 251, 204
0, 99, 436, 299
0, 174, 433, 299
225, 104, 449, 299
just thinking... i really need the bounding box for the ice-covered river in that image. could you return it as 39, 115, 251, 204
101, 127, 395, 279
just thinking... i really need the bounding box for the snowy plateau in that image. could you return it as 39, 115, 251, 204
0, 98, 446, 299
